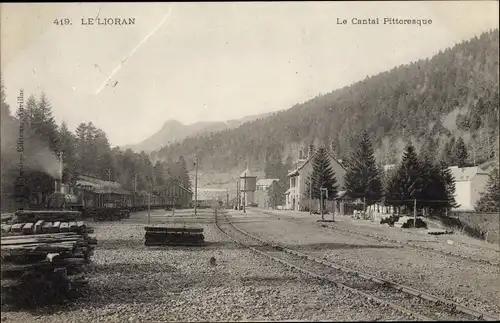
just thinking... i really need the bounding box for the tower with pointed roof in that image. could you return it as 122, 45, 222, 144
239, 167, 257, 207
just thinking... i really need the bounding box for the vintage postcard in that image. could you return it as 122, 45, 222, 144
1, 1, 499, 322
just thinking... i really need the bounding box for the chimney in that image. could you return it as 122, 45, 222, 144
299, 150, 303, 160
308, 144, 315, 158
330, 142, 335, 154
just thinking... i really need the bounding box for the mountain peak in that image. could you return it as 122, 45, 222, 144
162, 120, 183, 127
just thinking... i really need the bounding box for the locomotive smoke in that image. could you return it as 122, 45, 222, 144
0, 118, 61, 180
24, 147, 61, 180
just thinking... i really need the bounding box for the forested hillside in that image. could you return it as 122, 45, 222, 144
123, 111, 277, 153
156, 30, 499, 172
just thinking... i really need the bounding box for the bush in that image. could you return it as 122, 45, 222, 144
380, 214, 400, 226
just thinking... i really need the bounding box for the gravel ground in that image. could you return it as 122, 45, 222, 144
260, 209, 500, 263
1, 210, 413, 322
234, 210, 500, 317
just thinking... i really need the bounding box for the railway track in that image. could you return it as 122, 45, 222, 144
254, 209, 500, 267
214, 209, 500, 322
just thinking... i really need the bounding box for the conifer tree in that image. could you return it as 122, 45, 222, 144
0, 73, 12, 121
476, 167, 499, 212
304, 147, 338, 215
420, 136, 438, 163
384, 144, 422, 209
437, 161, 459, 210
344, 131, 382, 204
177, 156, 192, 191
59, 121, 76, 184
453, 136, 468, 167
443, 136, 456, 166
267, 180, 285, 209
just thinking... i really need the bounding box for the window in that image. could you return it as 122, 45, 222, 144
291, 178, 296, 187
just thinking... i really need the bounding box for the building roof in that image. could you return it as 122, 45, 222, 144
256, 178, 279, 187
449, 166, 488, 182
76, 175, 122, 189
239, 168, 256, 178
287, 149, 346, 177
75, 175, 133, 195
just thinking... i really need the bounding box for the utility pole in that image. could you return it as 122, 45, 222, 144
236, 179, 240, 210
106, 168, 111, 207
133, 173, 137, 207
413, 198, 417, 228
309, 177, 312, 215
320, 187, 324, 220
363, 197, 366, 218
243, 172, 247, 213
194, 158, 198, 215
147, 190, 151, 225
226, 188, 229, 209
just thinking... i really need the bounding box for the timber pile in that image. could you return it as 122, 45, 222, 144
1, 232, 97, 308
144, 226, 205, 246
1, 215, 97, 308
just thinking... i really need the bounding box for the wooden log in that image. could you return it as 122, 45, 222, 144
1, 242, 77, 256
1, 278, 19, 288
1, 234, 82, 245
11, 223, 24, 233
42, 222, 53, 233
1, 261, 53, 274
53, 222, 61, 232
1, 232, 80, 241
34, 220, 45, 234
59, 222, 70, 232
22, 223, 34, 235
68, 221, 78, 231
145, 226, 203, 233
1, 224, 12, 233
87, 237, 98, 245
46, 253, 61, 263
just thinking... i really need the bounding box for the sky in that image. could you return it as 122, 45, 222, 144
1, 2, 499, 147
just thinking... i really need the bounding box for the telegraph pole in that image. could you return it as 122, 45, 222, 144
243, 172, 247, 213
236, 179, 240, 210
106, 168, 111, 207
226, 188, 229, 208
309, 177, 312, 215
194, 158, 198, 215
413, 198, 417, 228
133, 173, 137, 207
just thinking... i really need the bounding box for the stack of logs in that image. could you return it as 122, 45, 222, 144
144, 226, 205, 246
1, 212, 97, 309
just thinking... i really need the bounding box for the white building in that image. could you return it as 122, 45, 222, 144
449, 166, 489, 211
285, 147, 346, 211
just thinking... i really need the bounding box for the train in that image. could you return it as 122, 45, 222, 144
34, 176, 193, 221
